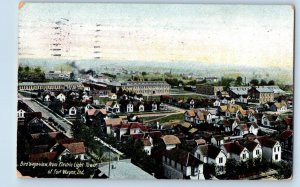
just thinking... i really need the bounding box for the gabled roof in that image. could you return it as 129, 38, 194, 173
196, 144, 222, 159
243, 141, 259, 152
161, 135, 181, 145
257, 136, 278, 148
223, 142, 246, 155
163, 149, 202, 167
61, 141, 86, 154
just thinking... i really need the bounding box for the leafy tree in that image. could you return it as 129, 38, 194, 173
225, 159, 239, 178
235, 76, 243, 86
250, 79, 259, 86
142, 72, 147, 76
268, 80, 275, 85
260, 79, 267, 85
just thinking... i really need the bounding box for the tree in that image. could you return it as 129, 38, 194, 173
141, 72, 147, 76
235, 76, 243, 86
260, 79, 267, 85
250, 79, 259, 86
268, 80, 275, 85
225, 159, 239, 178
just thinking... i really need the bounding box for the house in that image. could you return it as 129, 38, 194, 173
218, 104, 243, 118
270, 102, 288, 112
261, 114, 280, 128
162, 149, 204, 179
221, 98, 228, 104
138, 103, 145, 112
161, 135, 181, 150
127, 102, 134, 113
189, 99, 195, 109
106, 101, 120, 113
232, 120, 249, 136
222, 141, 249, 162
104, 117, 123, 136
56, 93, 66, 102
184, 110, 196, 123
68, 106, 77, 116
246, 122, 259, 135
17, 109, 26, 118
242, 141, 262, 160
44, 94, 51, 102
152, 103, 158, 111
194, 110, 212, 125
56, 139, 89, 161
194, 144, 227, 175
213, 99, 221, 107
256, 137, 281, 163
140, 138, 153, 155
280, 130, 293, 151
211, 135, 225, 147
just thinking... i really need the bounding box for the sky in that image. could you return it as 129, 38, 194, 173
18, 3, 294, 70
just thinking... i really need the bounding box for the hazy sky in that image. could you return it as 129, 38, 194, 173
18, 3, 294, 69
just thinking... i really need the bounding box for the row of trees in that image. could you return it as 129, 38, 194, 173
18, 65, 46, 82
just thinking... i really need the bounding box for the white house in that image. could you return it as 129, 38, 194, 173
247, 122, 259, 135
261, 114, 280, 128
189, 99, 195, 109
161, 135, 181, 150
68, 106, 77, 116
163, 149, 204, 180
141, 138, 153, 155
213, 100, 221, 107
106, 101, 120, 113
184, 110, 196, 123
152, 103, 158, 111
194, 144, 227, 175
256, 137, 281, 163
127, 103, 134, 113
222, 142, 249, 162
56, 93, 66, 102
221, 98, 228, 104
243, 141, 262, 160
17, 109, 26, 118
44, 94, 51, 102
211, 135, 225, 147
138, 104, 145, 112
194, 111, 212, 125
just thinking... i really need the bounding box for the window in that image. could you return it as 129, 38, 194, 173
242, 154, 246, 159
274, 147, 276, 152
275, 154, 278, 160
278, 147, 280, 152
219, 166, 224, 172
256, 149, 260, 155
219, 157, 223, 164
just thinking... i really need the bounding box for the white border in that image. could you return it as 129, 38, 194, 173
0, 0, 298, 187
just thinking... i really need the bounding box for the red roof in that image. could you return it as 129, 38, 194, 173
280, 130, 293, 140
62, 142, 86, 154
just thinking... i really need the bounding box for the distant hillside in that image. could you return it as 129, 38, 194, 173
18, 58, 293, 85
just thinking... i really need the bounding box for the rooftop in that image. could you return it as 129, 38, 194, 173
98, 159, 155, 179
